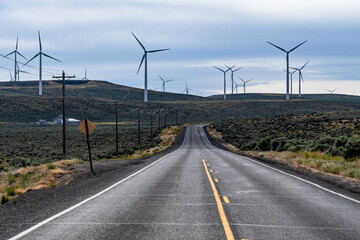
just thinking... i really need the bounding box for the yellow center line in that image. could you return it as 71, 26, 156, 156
223, 196, 230, 203
202, 159, 235, 240
214, 178, 219, 183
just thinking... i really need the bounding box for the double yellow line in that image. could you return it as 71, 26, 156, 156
202, 159, 235, 240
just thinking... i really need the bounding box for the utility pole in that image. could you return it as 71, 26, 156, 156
115, 101, 119, 156
52, 71, 75, 160
138, 109, 141, 145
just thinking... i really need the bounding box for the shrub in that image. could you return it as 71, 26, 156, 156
257, 137, 271, 151
344, 168, 360, 178
8, 173, 16, 185
327, 146, 345, 157
1, 195, 10, 205
334, 136, 348, 148
6, 186, 18, 196
271, 138, 286, 151
344, 136, 360, 160
321, 162, 344, 174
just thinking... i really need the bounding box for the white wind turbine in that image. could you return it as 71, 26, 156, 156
158, 75, 173, 92
225, 65, 242, 94
132, 32, 170, 102
24, 31, 61, 96
213, 65, 233, 100
267, 40, 307, 100
4, 36, 27, 82
326, 88, 337, 94
238, 77, 253, 94
283, 69, 297, 95
233, 79, 242, 94
183, 82, 193, 95
290, 61, 309, 97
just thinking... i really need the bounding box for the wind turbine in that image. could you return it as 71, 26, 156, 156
267, 40, 307, 101
4, 36, 27, 82
283, 69, 297, 95
290, 61, 309, 97
213, 65, 233, 100
238, 77, 253, 94
326, 88, 337, 94
82, 68, 89, 80
233, 80, 242, 94
132, 32, 170, 102
24, 31, 61, 96
158, 75, 173, 92
225, 64, 242, 94
9, 70, 14, 82
15, 62, 29, 81
183, 82, 193, 95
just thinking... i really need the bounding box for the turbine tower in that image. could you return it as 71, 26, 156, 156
9, 70, 14, 82
82, 68, 89, 80
290, 61, 309, 97
24, 31, 61, 96
283, 69, 297, 95
132, 32, 170, 103
213, 66, 233, 100
225, 65, 242, 94
233, 80, 242, 94
183, 82, 192, 95
158, 75, 173, 92
15, 62, 29, 81
4, 36, 27, 82
326, 88, 337, 94
238, 77, 253, 94
267, 40, 307, 101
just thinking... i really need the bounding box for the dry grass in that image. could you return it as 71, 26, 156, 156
0, 159, 83, 204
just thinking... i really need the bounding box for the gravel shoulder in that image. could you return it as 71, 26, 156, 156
0, 127, 186, 240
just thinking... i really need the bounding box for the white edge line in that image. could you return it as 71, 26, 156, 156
9, 127, 189, 240
202, 126, 360, 205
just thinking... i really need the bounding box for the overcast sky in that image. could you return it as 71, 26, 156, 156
1, 0, 360, 96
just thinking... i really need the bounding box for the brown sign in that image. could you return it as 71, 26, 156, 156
78, 119, 96, 135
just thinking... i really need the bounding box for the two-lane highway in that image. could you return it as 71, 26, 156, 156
9, 125, 360, 239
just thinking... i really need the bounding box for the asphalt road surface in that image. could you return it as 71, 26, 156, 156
7, 125, 360, 240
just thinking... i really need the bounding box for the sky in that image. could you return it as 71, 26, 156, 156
0, 0, 360, 96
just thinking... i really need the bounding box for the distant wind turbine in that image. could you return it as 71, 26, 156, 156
233, 80, 242, 94
9, 70, 14, 81
225, 65, 242, 94
267, 40, 307, 101
132, 32, 170, 102
290, 61, 309, 97
183, 82, 193, 95
238, 77, 253, 94
282, 68, 297, 95
213, 66, 233, 100
82, 68, 89, 80
158, 75, 173, 92
24, 31, 61, 96
4, 36, 27, 82
326, 88, 337, 94
15, 62, 29, 81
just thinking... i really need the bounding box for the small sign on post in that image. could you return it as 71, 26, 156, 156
78, 119, 96, 174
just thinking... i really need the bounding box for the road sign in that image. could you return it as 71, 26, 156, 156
78, 119, 96, 135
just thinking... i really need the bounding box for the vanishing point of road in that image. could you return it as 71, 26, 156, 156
8, 125, 360, 240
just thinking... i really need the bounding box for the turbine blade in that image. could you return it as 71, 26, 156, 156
4, 51, 16, 57
43, 53, 61, 62
148, 48, 170, 53
238, 77, 245, 83
17, 51, 27, 60
267, 41, 287, 53
213, 66, 224, 72
300, 61, 309, 70
333, 88, 337, 92
131, 32, 146, 51
300, 72, 304, 82
137, 54, 145, 74
24, 53, 40, 65
290, 67, 299, 71
38, 30, 42, 51
158, 75, 164, 81
289, 40, 307, 53
233, 67, 242, 72
16, 36, 18, 50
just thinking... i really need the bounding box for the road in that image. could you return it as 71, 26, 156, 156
8, 125, 360, 240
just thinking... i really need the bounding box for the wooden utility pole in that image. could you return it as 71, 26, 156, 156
85, 119, 94, 173
115, 101, 119, 156
52, 71, 75, 160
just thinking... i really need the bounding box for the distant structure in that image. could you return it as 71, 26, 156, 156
24, 31, 61, 96
283, 69, 297, 95
15, 62, 29, 81
4, 36, 27, 82
213, 66, 233, 100
9, 70, 14, 81
291, 61, 309, 97
158, 75, 173, 92
183, 82, 193, 95
238, 77, 253, 94
326, 88, 337, 94
132, 32, 170, 103
81, 68, 89, 80
267, 40, 307, 101
233, 80, 242, 94
226, 65, 242, 94
53, 115, 80, 125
